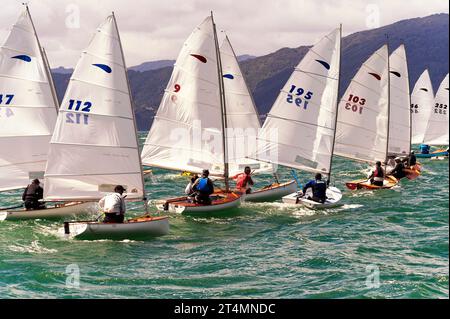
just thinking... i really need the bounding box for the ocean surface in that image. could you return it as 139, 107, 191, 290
0, 137, 448, 299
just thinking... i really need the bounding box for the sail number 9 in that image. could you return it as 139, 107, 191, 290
286, 85, 313, 109
66, 99, 92, 125
434, 103, 447, 115
345, 94, 365, 114
0, 94, 15, 118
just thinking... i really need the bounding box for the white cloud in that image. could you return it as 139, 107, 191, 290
0, 0, 448, 67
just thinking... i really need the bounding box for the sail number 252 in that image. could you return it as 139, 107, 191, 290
66, 99, 92, 125
286, 85, 313, 109
344, 94, 366, 114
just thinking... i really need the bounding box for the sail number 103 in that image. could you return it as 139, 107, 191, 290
344, 94, 366, 114
66, 99, 92, 125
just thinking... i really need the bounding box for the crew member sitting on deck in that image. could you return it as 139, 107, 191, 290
408, 151, 417, 166
192, 169, 214, 205
368, 161, 385, 187
232, 166, 254, 194
419, 144, 430, 154
302, 173, 327, 203
389, 158, 406, 179
22, 179, 44, 210
185, 174, 199, 196
99, 185, 126, 223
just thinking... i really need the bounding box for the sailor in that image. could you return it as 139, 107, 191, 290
185, 174, 199, 196
389, 157, 407, 179
419, 144, 430, 154
368, 161, 385, 187
22, 179, 44, 210
302, 173, 327, 203
232, 166, 254, 194
192, 169, 214, 205
99, 185, 126, 223
408, 151, 417, 167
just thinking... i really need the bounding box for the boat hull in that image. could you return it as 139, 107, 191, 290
416, 150, 448, 158
240, 180, 297, 202
155, 192, 241, 214
345, 176, 398, 190
63, 215, 169, 240
282, 187, 343, 209
0, 202, 96, 221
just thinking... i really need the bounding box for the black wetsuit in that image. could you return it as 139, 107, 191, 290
408, 154, 417, 166
303, 180, 327, 203
391, 163, 406, 179
22, 184, 44, 210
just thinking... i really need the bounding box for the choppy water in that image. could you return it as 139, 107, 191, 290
0, 138, 448, 298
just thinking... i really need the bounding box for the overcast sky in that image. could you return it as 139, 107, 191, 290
1, 0, 448, 68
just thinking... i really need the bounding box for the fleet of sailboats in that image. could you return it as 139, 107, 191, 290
0, 6, 448, 239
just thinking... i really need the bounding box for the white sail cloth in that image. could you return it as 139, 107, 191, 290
411, 69, 434, 145
335, 45, 389, 164
423, 73, 449, 145
44, 15, 143, 201
253, 28, 341, 174
0, 8, 57, 191
219, 36, 272, 175
388, 45, 411, 156
141, 17, 226, 176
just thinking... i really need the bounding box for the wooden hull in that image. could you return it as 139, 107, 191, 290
63, 215, 169, 240
155, 192, 241, 214
403, 165, 421, 180
345, 176, 398, 190
282, 187, 343, 209
239, 180, 297, 203
0, 202, 95, 221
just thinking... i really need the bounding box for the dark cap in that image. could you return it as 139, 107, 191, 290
315, 173, 322, 180
114, 185, 125, 193
202, 169, 209, 177
376, 161, 382, 166
32, 178, 40, 184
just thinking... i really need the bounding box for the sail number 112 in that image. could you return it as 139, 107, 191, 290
66, 99, 92, 125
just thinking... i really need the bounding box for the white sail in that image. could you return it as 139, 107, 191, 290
141, 17, 226, 176
411, 69, 434, 144
44, 15, 143, 201
423, 73, 449, 145
254, 28, 341, 174
219, 36, 272, 175
334, 45, 389, 164
388, 44, 411, 156
0, 8, 58, 192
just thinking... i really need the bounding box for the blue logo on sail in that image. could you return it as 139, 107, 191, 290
92, 64, 112, 73
223, 74, 234, 79
315, 59, 330, 70
12, 55, 31, 62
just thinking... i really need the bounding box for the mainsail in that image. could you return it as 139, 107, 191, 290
44, 14, 144, 201
0, 7, 58, 192
141, 17, 225, 176
334, 45, 389, 164
219, 36, 272, 175
253, 28, 341, 174
388, 44, 411, 156
423, 73, 449, 146
411, 69, 434, 145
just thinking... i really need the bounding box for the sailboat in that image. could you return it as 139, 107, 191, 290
386, 44, 421, 179
248, 27, 343, 208
219, 35, 297, 202
0, 6, 93, 220
42, 13, 168, 239
335, 44, 398, 190
141, 14, 245, 214
421, 73, 449, 159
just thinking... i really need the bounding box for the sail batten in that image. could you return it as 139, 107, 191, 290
0, 7, 58, 191
44, 15, 143, 201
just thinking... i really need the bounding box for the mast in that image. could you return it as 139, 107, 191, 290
26, 5, 59, 114
404, 43, 412, 154
211, 12, 230, 191
385, 35, 391, 166
112, 12, 148, 212
327, 24, 343, 182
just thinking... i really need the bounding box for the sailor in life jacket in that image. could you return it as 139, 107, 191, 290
369, 161, 385, 186
185, 174, 199, 197
388, 157, 407, 180
192, 169, 215, 205
99, 185, 126, 223
232, 166, 254, 194
22, 179, 45, 210
419, 144, 430, 154
302, 173, 327, 203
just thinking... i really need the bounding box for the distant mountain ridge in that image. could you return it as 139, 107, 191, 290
51, 13, 449, 130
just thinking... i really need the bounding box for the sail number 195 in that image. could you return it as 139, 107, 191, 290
286, 85, 313, 109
